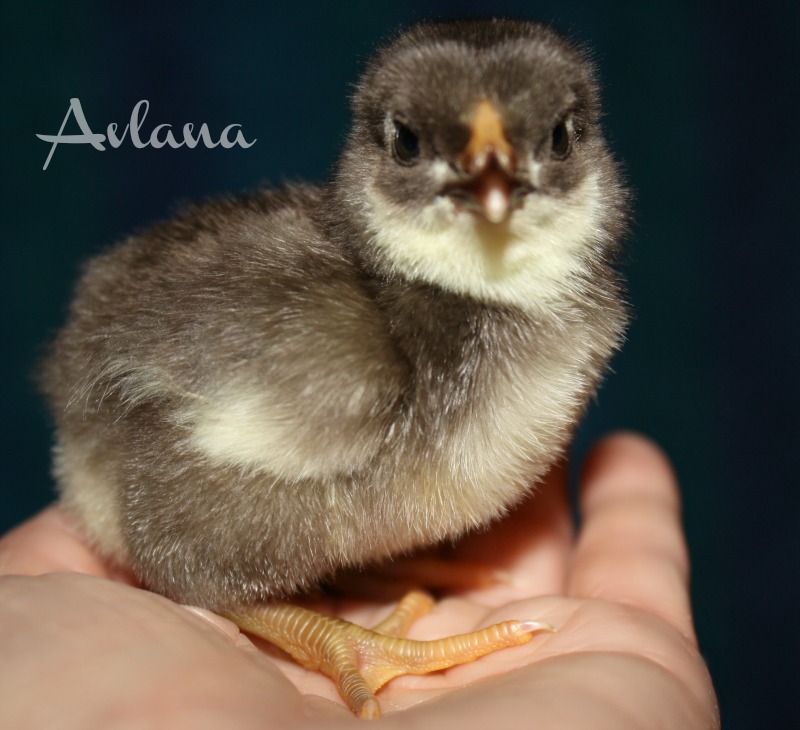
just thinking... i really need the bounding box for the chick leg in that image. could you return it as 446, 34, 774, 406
226, 591, 550, 719
370, 589, 434, 636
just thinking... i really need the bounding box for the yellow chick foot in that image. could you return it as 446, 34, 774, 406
226, 590, 552, 719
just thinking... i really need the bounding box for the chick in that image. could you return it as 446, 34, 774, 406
40, 19, 628, 718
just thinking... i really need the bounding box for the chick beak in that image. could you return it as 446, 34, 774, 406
454, 99, 520, 224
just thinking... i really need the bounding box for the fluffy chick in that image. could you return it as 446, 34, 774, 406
41, 18, 628, 717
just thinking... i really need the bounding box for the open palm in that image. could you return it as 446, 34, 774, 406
0, 433, 719, 729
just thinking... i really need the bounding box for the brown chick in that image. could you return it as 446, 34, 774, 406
40, 19, 628, 719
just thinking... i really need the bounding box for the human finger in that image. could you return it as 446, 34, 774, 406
0, 507, 128, 581
568, 433, 694, 639
0, 573, 319, 730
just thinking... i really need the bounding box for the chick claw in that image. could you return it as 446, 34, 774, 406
226, 590, 553, 719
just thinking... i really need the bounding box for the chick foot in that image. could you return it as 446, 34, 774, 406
226, 590, 551, 719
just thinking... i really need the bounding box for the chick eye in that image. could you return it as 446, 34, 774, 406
393, 121, 420, 164
550, 118, 572, 160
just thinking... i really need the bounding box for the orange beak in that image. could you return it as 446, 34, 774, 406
457, 99, 518, 224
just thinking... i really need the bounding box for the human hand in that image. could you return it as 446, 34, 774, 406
0, 433, 719, 728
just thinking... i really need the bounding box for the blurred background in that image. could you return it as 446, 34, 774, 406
1, 1, 797, 727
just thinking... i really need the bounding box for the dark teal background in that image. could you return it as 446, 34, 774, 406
2, 1, 798, 727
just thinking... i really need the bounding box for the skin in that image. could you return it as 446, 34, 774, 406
0, 433, 719, 729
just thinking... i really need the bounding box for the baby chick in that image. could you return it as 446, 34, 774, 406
41, 19, 628, 718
